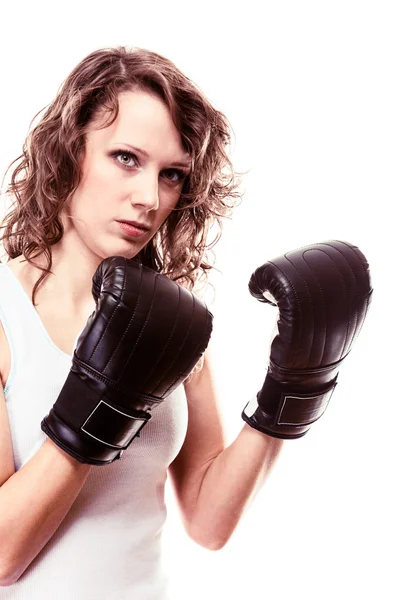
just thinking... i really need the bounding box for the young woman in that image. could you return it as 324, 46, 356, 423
0, 46, 284, 597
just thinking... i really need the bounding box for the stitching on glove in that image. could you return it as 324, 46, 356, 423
270, 259, 306, 367
286, 253, 318, 366
303, 246, 351, 362
326, 242, 371, 352
311, 246, 353, 360
156, 288, 196, 396
116, 265, 157, 379
164, 298, 211, 397
88, 259, 130, 363
142, 281, 181, 391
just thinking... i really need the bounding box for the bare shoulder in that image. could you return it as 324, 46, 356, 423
0, 262, 15, 481
0, 262, 10, 388
0, 258, 22, 388
2, 256, 26, 281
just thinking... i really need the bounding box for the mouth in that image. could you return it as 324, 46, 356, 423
117, 219, 151, 231
117, 220, 150, 238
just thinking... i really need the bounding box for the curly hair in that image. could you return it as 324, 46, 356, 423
0, 46, 242, 306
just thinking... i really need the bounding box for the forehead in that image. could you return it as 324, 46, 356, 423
89, 89, 190, 162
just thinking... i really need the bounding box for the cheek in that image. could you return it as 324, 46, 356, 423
72, 163, 119, 217
159, 188, 182, 214
83, 160, 116, 194
155, 202, 177, 229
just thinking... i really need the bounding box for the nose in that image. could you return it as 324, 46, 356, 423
129, 168, 159, 211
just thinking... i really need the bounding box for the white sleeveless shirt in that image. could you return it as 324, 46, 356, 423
0, 263, 188, 599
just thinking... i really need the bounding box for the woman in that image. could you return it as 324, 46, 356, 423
0, 46, 283, 597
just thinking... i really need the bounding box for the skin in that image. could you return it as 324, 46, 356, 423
0, 89, 283, 584
41, 88, 191, 317
64, 89, 190, 261
49, 87, 284, 546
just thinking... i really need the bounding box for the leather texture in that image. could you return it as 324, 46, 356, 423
41, 257, 213, 464
242, 240, 372, 439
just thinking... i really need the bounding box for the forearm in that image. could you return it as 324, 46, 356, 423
0, 438, 92, 586
188, 423, 283, 550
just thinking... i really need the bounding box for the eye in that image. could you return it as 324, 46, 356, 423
111, 150, 138, 169
162, 168, 187, 184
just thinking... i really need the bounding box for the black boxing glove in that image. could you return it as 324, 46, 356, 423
41, 257, 213, 465
242, 240, 372, 439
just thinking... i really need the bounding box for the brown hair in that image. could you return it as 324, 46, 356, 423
0, 46, 242, 306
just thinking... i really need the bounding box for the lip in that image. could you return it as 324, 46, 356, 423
117, 219, 151, 231
117, 220, 150, 238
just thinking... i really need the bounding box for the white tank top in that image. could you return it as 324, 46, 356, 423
0, 263, 188, 599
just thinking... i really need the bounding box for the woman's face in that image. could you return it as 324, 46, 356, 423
62, 89, 191, 261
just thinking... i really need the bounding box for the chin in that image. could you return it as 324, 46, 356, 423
105, 245, 143, 261
91, 232, 147, 263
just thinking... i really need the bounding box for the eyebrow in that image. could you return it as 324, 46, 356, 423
114, 143, 192, 169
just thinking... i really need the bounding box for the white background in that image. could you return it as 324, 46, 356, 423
0, 1, 398, 598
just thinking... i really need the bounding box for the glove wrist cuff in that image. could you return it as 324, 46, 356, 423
41, 371, 151, 465
242, 373, 338, 439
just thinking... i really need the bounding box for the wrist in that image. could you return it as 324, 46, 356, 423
43, 438, 93, 473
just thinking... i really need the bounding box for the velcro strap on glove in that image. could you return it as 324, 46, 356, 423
242, 374, 337, 439
52, 371, 152, 449
80, 399, 150, 448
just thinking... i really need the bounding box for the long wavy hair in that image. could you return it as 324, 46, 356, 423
0, 46, 242, 306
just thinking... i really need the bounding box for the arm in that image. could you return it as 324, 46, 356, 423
169, 240, 371, 550
0, 383, 91, 586
168, 348, 283, 551
0, 257, 212, 583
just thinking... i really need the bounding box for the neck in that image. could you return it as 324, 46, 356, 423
16, 240, 100, 316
